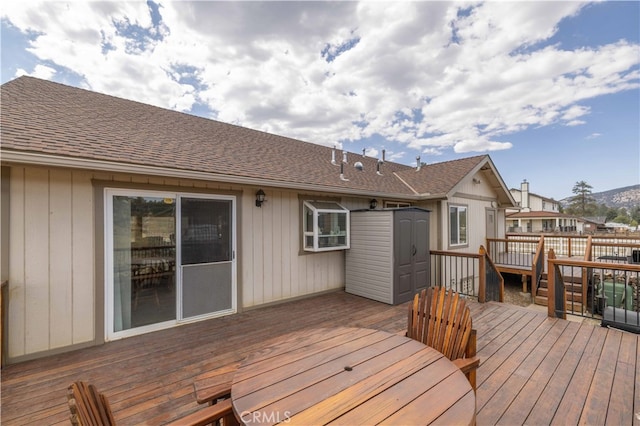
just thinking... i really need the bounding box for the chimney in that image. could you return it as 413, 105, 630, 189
521, 179, 530, 212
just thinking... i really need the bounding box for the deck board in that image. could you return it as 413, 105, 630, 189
1, 291, 638, 425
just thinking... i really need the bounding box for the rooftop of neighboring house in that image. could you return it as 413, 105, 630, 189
1, 76, 516, 205
509, 187, 559, 203
506, 211, 582, 220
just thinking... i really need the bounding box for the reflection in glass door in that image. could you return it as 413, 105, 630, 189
111, 195, 176, 332
180, 197, 233, 319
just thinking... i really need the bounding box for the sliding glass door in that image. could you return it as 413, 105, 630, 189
106, 189, 236, 340
180, 197, 233, 319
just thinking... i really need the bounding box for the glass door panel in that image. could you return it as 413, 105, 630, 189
180, 197, 233, 319
112, 195, 176, 332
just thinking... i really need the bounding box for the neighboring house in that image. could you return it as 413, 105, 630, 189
506, 180, 583, 233
0, 76, 516, 363
582, 216, 608, 233
508, 179, 560, 214
506, 211, 584, 233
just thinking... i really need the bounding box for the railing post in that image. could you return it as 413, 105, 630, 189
547, 249, 556, 318
478, 246, 486, 303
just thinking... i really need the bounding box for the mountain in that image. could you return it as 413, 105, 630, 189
560, 184, 640, 209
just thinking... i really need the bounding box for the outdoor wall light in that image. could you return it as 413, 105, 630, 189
370, 198, 378, 210
255, 189, 266, 207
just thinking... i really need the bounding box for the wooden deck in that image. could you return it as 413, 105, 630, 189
2, 291, 639, 425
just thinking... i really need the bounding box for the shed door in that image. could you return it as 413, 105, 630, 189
394, 210, 429, 304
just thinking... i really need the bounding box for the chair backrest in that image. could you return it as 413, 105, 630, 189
67, 381, 116, 426
407, 286, 473, 361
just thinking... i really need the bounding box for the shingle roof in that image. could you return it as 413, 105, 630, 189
1, 76, 500, 199
395, 155, 488, 196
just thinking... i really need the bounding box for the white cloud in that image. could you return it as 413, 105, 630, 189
16, 64, 56, 80
2, 1, 638, 161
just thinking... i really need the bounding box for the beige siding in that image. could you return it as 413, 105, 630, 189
8, 167, 96, 358
6, 166, 349, 359
240, 189, 344, 307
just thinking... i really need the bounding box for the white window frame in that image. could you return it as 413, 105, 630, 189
449, 204, 468, 247
302, 201, 350, 252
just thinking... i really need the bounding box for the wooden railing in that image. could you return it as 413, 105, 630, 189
430, 247, 503, 303
486, 235, 544, 294
480, 245, 504, 303
547, 249, 640, 333
506, 233, 640, 258
584, 236, 640, 263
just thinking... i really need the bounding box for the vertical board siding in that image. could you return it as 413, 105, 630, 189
24, 167, 50, 354
8, 167, 26, 358
48, 169, 73, 349
8, 166, 348, 359
71, 171, 95, 344
345, 211, 394, 304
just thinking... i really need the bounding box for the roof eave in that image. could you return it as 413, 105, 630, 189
0, 150, 421, 200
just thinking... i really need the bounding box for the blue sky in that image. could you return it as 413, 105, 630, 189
2, 1, 638, 200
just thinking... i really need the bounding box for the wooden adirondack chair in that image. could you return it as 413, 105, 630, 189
67, 380, 239, 426
407, 286, 480, 390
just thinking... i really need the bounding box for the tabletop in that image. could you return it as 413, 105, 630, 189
231, 326, 476, 425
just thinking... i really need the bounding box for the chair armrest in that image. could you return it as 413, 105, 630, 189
165, 399, 239, 426
192, 362, 239, 405
193, 380, 232, 405
452, 356, 480, 374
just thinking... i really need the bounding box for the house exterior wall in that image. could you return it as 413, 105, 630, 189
447, 174, 502, 252
4, 165, 349, 361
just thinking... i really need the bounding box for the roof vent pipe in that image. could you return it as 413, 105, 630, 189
362, 148, 366, 157
343, 151, 348, 164
340, 162, 349, 181
376, 160, 383, 176
416, 156, 421, 171
382, 149, 386, 162
331, 146, 338, 165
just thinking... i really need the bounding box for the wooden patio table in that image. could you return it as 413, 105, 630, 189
231, 326, 475, 425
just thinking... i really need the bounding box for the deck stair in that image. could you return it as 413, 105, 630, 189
535, 275, 586, 314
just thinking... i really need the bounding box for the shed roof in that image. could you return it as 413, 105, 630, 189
1, 76, 514, 204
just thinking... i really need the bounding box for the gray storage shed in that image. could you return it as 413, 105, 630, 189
345, 208, 430, 305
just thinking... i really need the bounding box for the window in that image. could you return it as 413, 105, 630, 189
449, 205, 467, 246
385, 201, 411, 208
303, 201, 350, 252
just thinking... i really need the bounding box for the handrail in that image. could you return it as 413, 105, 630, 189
479, 245, 504, 303
546, 249, 566, 319
429, 249, 484, 301
531, 236, 545, 299
546, 250, 640, 319
429, 248, 504, 303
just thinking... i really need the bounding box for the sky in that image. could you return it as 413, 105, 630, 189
1, 1, 639, 201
